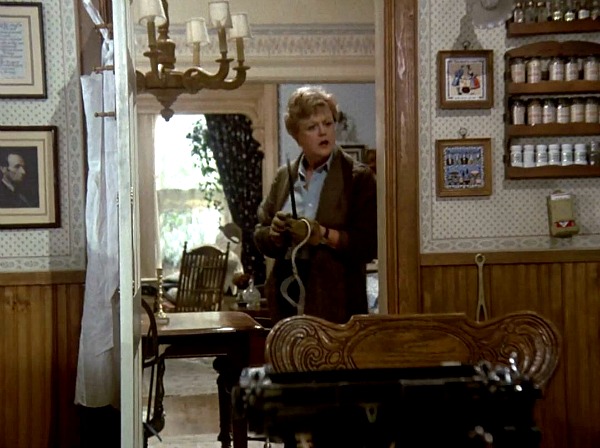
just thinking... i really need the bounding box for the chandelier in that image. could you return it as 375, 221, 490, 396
136, 0, 251, 121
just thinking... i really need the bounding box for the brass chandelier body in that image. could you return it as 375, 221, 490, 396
136, 0, 251, 120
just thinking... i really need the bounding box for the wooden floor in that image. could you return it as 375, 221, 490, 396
146, 358, 282, 447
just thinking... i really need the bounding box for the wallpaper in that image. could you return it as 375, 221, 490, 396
0, 0, 86, 271
420, 0, 600, 252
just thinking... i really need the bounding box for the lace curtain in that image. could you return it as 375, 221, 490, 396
205, 114, 266, 284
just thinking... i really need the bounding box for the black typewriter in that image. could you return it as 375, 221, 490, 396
233, 359, 543, 448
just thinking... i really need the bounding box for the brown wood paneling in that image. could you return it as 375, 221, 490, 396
0, 272, 84, 448
383, 0, 420, 314
421, 260, 600, 448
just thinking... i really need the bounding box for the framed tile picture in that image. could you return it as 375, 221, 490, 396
436, 138, 492, 197
438, 50, 493, 109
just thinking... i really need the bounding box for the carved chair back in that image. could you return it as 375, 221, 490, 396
174, 242, 230, 312
265, 311, 560, 387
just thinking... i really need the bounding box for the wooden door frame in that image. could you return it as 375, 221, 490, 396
378, 0, 420, 314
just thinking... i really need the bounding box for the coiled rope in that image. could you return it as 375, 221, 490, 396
279, 218, 311, 315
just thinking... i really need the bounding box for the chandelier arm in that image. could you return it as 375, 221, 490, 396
213, 66, 249, 91
181, 58, 233, 93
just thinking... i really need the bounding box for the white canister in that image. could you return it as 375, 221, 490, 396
523, 144, 536, 168
574, 143, 588, 165
548, 144, 561, 165
527, 58, 542, 83
535, 144, 548, 167
561, 143, 574, 166
584, 56, 599, 81
510, 144, 524, 167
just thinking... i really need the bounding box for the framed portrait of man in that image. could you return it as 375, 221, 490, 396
0, 126, 59, 228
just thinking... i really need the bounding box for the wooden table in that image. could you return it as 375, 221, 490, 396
142, 311, 266, 448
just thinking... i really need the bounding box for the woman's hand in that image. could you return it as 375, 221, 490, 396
269, 211, 290, 245
287, 217, 321, 246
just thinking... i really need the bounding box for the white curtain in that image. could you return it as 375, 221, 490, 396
75, 38, 120, 408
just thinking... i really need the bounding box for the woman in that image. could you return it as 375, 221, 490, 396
254, 85, 377, 324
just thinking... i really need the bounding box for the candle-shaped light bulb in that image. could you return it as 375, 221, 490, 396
208, 1, 232, 28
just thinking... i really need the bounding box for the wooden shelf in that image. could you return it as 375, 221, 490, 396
507, 123, 600, 137
507, 19, 600, 37
505, 164, 600, 179
507, 80, 600, 95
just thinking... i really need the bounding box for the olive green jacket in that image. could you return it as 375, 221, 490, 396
254, 147, 377, 324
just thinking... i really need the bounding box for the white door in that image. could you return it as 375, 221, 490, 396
112, 1, 143, 447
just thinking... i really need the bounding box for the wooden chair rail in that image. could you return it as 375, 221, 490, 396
265, 311, 561, 387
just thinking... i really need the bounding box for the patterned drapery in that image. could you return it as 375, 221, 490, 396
205, 114, 266, 284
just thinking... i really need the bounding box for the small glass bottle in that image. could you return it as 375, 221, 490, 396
514, 1, 526, 22
543, 98, 557, 123
592, 0, 600, 19
552, 0, 565, 20
537, 0, 551, 21
527, 99, 543, 125
242, 277, 261, 309
511, 58, 527, 83
566, 57, 580, 81
527, 57, 542, 83
585, 97, 599, 123
570, 98, 585, 122
525, 0, 538, 21
584, 56, 599, 80
549, 57, 565, 81
512, 100, 527, 124
564, 0, 577, 20
557, 98, 571, 123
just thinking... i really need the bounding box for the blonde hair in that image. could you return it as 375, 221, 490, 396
284, 86, 339, 138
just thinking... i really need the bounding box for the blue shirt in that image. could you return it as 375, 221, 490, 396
281, 152, 333, 219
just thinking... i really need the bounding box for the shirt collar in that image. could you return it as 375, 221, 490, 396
298, 151, 333, 180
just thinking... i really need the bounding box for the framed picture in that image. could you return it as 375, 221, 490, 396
0, 2, 47, 98
341, 144, 365, 162
438, 50, 493, 109
436, 138, 492, 198
0, 126, 59, 228
362, 148, 376, 175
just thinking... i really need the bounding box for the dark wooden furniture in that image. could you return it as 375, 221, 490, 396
168, 243, 230, 312
265, 311, 560, 388
141, 311, 266, 448
140, 299, 165, 447
234, 311, 561, 447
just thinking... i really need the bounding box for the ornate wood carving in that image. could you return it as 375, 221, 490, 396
265, 311, 560, 387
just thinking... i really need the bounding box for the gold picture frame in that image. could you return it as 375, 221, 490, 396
438, 50, 493, 109
436, 138, 492, 198
0, 126, 60, 228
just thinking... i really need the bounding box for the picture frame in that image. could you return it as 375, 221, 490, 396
437, 50, 493, 109
341, 144, 366, 162
0, 2, 47, 98
362, 148, 376, 175
436, 138, 492, 198
0, 126, 59, 228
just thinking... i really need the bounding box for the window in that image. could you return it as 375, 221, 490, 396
154, 115, 231, 276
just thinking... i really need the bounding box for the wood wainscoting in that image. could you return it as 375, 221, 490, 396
420, 250, 600, 448
0, 271, 85, 448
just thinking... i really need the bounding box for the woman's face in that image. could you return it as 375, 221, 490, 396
295, 105, 336, 167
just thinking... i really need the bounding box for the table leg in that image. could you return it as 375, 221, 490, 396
213, 356, 247, 448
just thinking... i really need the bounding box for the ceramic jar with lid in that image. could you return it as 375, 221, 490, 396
574, 143, 588, 165
542, 99, 557, 124
510, 58, 526, 83
584, 56, 599, 81
570, 98, 585, 123
549, 57, 565, 81
557, 98, 570, 124
548, 144, 561, 166
510, 144, 524, 167
527, 99, 543, 125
